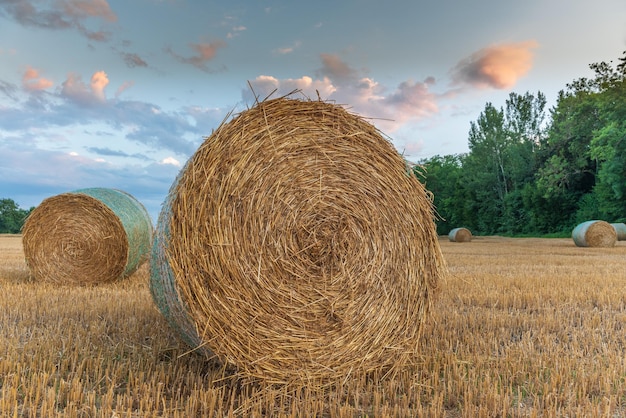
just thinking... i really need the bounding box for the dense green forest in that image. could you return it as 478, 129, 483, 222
417, 51, 626, 237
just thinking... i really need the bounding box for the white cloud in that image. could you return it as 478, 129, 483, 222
160, 156, 181, 166
246, 75, 336, 102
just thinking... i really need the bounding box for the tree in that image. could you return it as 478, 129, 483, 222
534, 87, 601, 226
587, 51, 626, 221
462, 92, 547, 235
502, 92, 547, 234
417, 154, 469, 235
462, 103, 508, 234
0, 199, 33, 234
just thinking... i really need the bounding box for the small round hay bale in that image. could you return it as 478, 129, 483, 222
611, 223, 626, 241
22, 188, 153, 284
448, 227, 472, 242
150, 97, 446, 385
572, 220, 617, 248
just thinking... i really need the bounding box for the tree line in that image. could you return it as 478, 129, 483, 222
416, 51, 626, 237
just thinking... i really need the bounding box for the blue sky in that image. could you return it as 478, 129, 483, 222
1, 0, 625, 220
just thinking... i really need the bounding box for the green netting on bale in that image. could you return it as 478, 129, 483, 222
149, 169, 208, 353
75, 188, 154, 278
572, 220, 617, 248
611, 223, 626, 241
448, 227, 472, 242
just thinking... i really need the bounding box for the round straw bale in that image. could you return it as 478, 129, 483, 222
571, 220, 617, 248
150, 97, 445, 385
22, 188, 153, 284
448, 227, 472, 242
611, 223, 626, 241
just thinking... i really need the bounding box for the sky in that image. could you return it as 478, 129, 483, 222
1, 0, 625, 221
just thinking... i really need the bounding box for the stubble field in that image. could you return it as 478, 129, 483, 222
1, 234, 625, 417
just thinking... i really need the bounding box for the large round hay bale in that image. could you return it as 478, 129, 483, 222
572, 220, 617, 248
448, 227, 472, 242
150, 97, 445, 385
611, 223, 626, 241
22, 188, 153, 284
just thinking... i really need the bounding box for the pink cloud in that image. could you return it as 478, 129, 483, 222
115, 80, 134, 98
166, 40, 227, 72
90, 70, 109, 101
22, 66, 54, 91
383, 78, 439, 120
60, 70, 109, 104
316, 55, 438, 131
451, 40, 539, 89
245, 54, 440, 134
61, 0, 117, 22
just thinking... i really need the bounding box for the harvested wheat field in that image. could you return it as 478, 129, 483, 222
1, 234, 626, 417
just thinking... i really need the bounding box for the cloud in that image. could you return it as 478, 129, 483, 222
22, 66, 54, 91
90, 71, 109, 101
0, 68, 233, 220
317, 53, 358, 83
451, 40, 539, 89
1, 69, 214, 156
84, 147, 150, 161
316, 54, 436, 128
166, 40, 227, 72
121, 52, 148, 68
245, 75, 336, 102
60, 70, 109, 104
0, 142, 180, 221
160, 156, 181, 166
227, 25, 246, 39
61, 0, 117, 22
248, 54, 439, 133
0, 80, 19, 100
0, 0, 117, 41
383, 77, 438, 120
273, 41, 301, 55
114, 80, 134, 98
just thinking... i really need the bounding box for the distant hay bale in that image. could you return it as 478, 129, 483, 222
22, 188, 153, 284
611, 223, 626, 241
572, 220, 617, 248
150, 96, 446, 386
448, 227, 472, 242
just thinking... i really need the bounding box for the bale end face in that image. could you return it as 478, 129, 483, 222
22, 188, 152, 284
448, 227, 472, 242
150, 97, 446, 385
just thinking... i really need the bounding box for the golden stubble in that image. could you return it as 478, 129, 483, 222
2, 234, 626, 417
